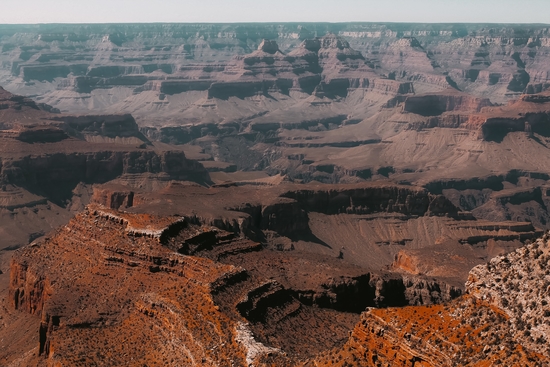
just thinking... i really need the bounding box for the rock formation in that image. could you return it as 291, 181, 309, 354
4, 23, 548, 233
309, 235, 550, 366
4, 23, 550, 114
3, 186, 550, 365
3, 22, 550, 366
0, 86, 209, 250
3, 201, 461, 366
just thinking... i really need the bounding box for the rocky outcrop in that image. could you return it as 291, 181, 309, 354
384, 89, 499, 132
257, 39, 281, 54
91, 186, 135, 209
197, 34, 399, 100
7, 209, 260, 366
309, 234, 550, 366
281, 185, 458, 217
467, 235, 550, 356
460, 91, 550, 141
6, 194, 469, 365
0, 86, 211, 249
402, 90, 493, 116
0, 85, 42, 111
50, 114, 150, 143
229, 199, 310, 237
312, 294, 547, 366
5, 205, 358, 364
9, 258, 51, 315
7, 181, 550, 365
293, 272, 461, 312
0, 150, 209, 193
0, 87, 209, 192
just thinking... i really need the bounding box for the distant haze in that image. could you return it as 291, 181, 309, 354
1, 0, 549, 24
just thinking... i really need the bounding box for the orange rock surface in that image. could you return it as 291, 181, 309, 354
5, 201, 550, 366
310, 295, 548, 366
8, 208, 253, 366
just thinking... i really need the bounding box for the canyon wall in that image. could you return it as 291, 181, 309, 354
2, 23, 550, 124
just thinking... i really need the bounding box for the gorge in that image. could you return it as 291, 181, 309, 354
2, 22, 550, 366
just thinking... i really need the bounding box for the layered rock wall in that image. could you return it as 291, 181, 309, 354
281, 186, 458, 216
0, 150, 209, 189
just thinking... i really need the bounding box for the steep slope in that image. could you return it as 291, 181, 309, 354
0, 86, 209, 250
88, 180, 543, 290
2, 201, 461, 366
3, 22, 550, 366
5, 25, 550, 234
6, 208, 255, 367
308, 235, 550, 366
260, 88, 550, 230
3, 191, 550, 366
2, 23, 550, 118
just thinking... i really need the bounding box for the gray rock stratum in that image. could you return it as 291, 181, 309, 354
1, 23, 549, 124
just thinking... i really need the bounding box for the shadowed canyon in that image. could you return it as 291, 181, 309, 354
2, 22, 550, 366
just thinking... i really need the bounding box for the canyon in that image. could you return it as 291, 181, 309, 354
2, 22, 550, 366
3, 194, 550, 366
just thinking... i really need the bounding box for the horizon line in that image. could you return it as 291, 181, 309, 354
0, 21, 549, 26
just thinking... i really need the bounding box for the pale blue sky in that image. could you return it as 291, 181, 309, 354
0, 0, 548, 24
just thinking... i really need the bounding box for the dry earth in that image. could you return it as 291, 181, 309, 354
2, 22, 550, 366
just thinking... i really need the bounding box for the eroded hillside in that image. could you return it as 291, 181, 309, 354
2, 22, 550, 366
311, 235, 550, 366
3, 198, 550, 366
0, 86, 209, 250
3, 24, 550, 229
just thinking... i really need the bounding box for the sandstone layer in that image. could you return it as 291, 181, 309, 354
3, 25, 550, 234
3, 196, 550, 366
3, 22, 550, 366
310, 235, 550, 366
0, 86, 209, 250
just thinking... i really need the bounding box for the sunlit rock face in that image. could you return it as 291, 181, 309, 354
2, 23, 550, 123
4, 22, 550, 366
